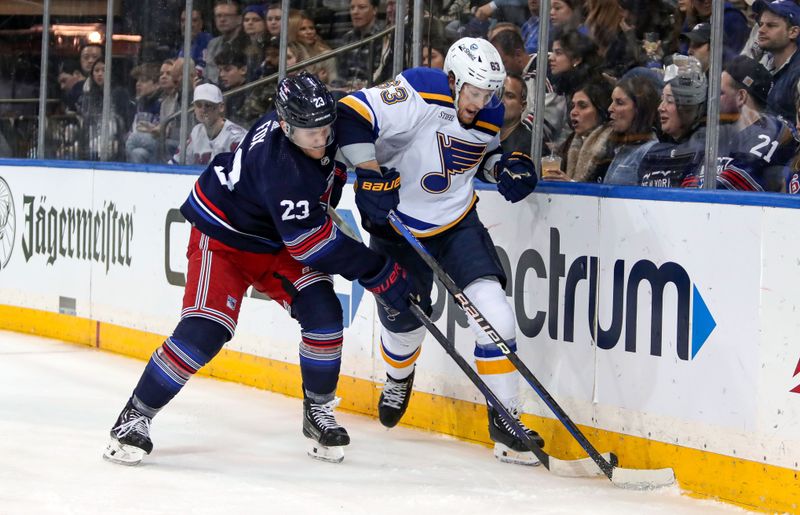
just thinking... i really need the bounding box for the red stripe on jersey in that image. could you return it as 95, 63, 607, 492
194, 182, 230, 222
720, 169, 757, 191
286, 218, 334, 256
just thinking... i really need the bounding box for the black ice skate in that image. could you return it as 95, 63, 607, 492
103, 399, 153, 466
303, 397, 350, 463
488, 403, 544, 466
378, 369, 415, 428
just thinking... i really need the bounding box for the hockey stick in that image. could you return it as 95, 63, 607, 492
408, 301, 617, 477
387, 210, 675, 490
328, 207, 606, 478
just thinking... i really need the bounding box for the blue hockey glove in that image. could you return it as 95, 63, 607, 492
359, 257, 413, 316
495, 152, 538, 203
354, 166, 401, 225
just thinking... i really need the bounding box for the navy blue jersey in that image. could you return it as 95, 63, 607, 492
639, 133, 704, 188
683, 116, 796, 191
180, 111, 382, 281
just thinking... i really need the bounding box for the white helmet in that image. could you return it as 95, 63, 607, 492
444, 37, 506, 107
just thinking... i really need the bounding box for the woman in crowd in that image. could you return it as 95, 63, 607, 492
604, 74, 660, 185
288, 11, 337, 84
617, 0, 680, 66
79, 59, 131, 161
553, 81, 615, 182
548, 29, 600, 144
583, 0, 637, 79
242, 5, 268, 81
421, 39, 447, 69
638, 56, 708, 187
550, 0, 585, 33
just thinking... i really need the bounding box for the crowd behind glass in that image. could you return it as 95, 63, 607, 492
2, 0, 800, 194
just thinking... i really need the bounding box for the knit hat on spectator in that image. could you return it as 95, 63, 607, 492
725, 55, 773, 106
193, 83, 224, 105
753, 0, 800, 27
680, 23, 711, 45
663, 54, 707, 106
243, 5, 266, 20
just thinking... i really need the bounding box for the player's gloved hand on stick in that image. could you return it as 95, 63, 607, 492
354, 166, 401, 225
359, 257, 413, 316
495, 151, 538, 203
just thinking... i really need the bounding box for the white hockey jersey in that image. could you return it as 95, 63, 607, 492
170, 119, 247, 166
338, 67, 504, 237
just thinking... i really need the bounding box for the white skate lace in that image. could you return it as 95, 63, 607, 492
499, 405, 534, 437
310, 397, 342, 430
113, 410, 151, 439
381, 378, 409, 410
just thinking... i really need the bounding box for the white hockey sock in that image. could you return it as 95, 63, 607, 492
464, 278, 521, 408
380, 326, 426, 380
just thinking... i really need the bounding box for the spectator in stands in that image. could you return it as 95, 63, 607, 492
691, 0, 749, 62
158, 59, 182, 158
500, 73, 533, 154
338, 0, 392, 87
169, 83, 246, 165
237, 43, 307, 123
266, 3, 282, 39
474, 0, 530, 30
206, 0, 248, 85
125, 63, 163, 164
680, 23, 711, 73
214, 48, 249, 128
604, 74, 660, 184
289, 11, 338, 84
617, 0, 680, 65
785, 91, 800, 193
549, 30, 601, 143
686, 55, 795, 191
78, 59, 130, 160
753, 0, 800, 121
177, 9, 213, 73
638, 56, 708, 187
421, 40, 447, 69
57, 60, 86, 112
79, 43, 103, 77
550, 0, 585, 33
491, 30, 563, 143
556, 81, 615, 182
584, 0, 636, 79
521, 0, 541, 55
241, 5, 267, 81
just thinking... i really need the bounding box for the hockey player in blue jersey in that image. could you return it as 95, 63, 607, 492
336, 37, 543, 465
103, 72, 413, 465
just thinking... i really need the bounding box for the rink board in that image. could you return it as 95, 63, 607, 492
0, 161, 798, 513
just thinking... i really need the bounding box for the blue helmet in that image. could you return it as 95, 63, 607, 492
275, 71, 336, 128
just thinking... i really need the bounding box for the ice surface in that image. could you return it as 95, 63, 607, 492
0, 331, 748, 514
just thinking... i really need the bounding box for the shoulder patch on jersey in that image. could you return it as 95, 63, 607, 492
339, 91, 375, 128
402, 67, 453, 108
472, 104, 504, 136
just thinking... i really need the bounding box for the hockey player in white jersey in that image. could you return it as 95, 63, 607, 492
169, 83, 247, 165
336, 37, 542, 464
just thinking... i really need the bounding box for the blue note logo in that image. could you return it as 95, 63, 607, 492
421, 132, 486, 194
0, 176, 16, 272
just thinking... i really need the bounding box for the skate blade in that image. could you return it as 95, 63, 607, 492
493, 443, 541, 466
103, 439, 146, 466
307, 441, 345, 463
